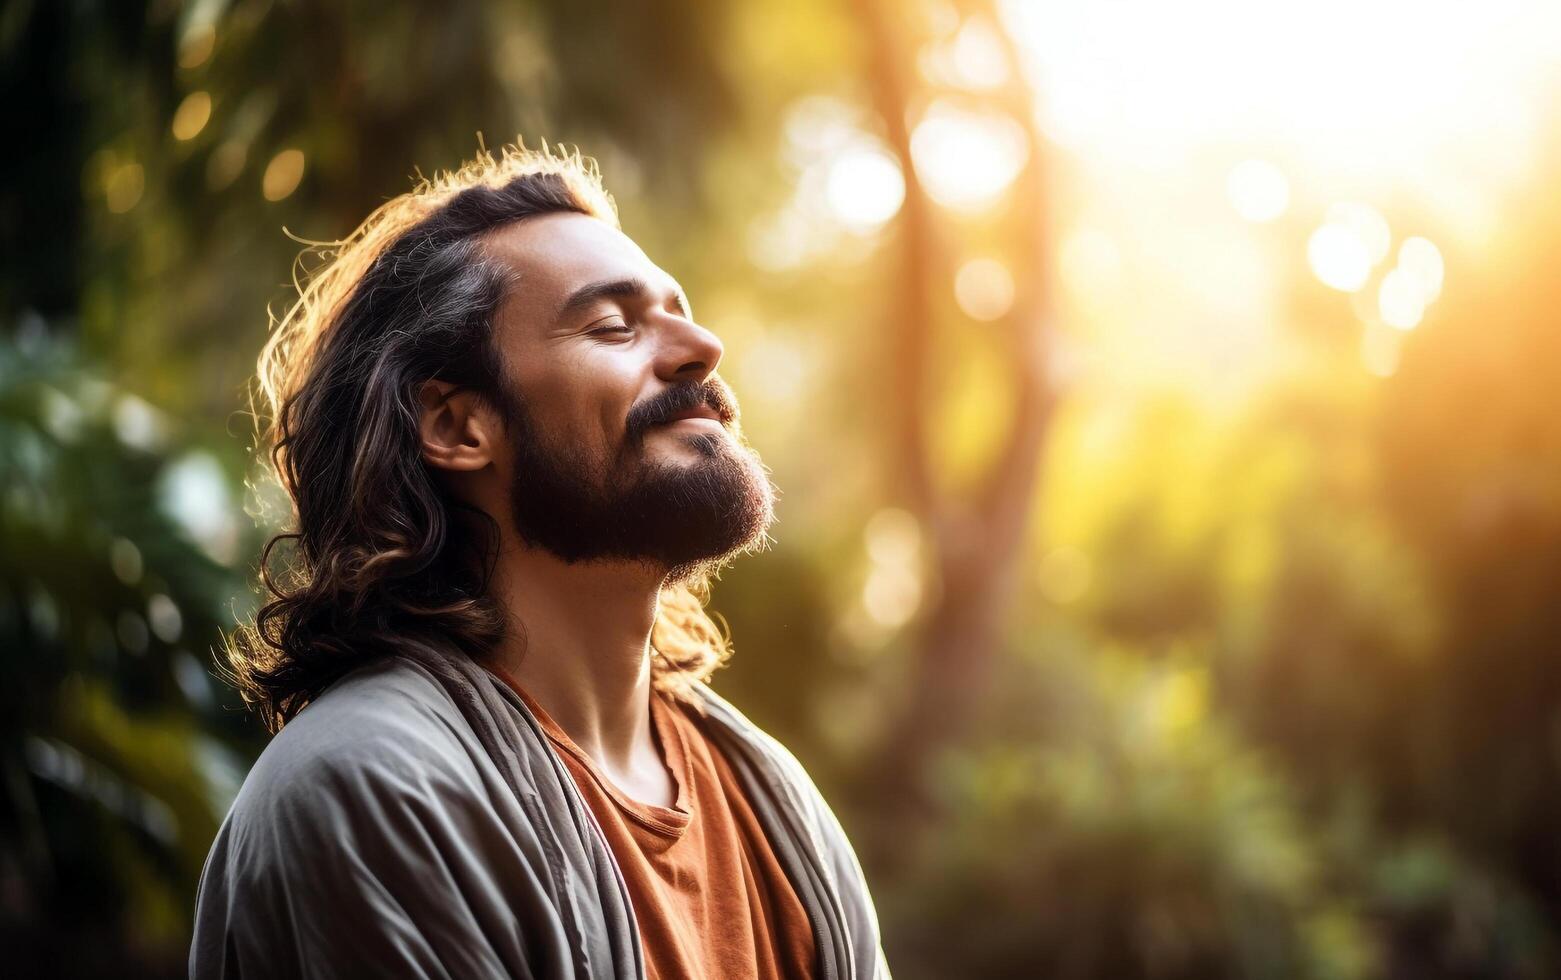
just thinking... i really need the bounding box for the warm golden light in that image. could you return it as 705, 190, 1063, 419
171, 91, 212, 142
861, 509, 923, 630
1058, 228, 1121, 303
920, 19, 1011, 91
261, 149, 305, 202
1307, 223, 1371, 293
954, 257, 1016, 322
1377, 269, 1424, 330
1226, 160, 1289, 223
1360, 320, 1402, 376
1326, 203, 1392, 266
865, 508, 921, 566
737, 334, 808, 406
178, 24, 216, 70
1037, 546, 1092, 604
910, 100, 1028, 212
825, 146, 904, 232
1396, 236, 1444, 303
1005, 0, 1557, 183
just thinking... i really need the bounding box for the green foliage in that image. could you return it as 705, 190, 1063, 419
3, 1, 1560, 978
885, 645, 1362, 979
0, 327, 258, 975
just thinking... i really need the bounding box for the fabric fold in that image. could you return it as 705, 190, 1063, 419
190, 646, 890, 979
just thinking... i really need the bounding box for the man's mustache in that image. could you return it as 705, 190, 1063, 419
624, 378, 738, 442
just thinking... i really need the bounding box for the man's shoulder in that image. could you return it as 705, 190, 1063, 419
688, 681, 811, 774
226, 657, 480, 828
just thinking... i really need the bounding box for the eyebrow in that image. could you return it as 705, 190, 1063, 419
553, 277, 691, 324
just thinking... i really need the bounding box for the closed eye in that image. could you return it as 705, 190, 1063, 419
588, 321, 633, 336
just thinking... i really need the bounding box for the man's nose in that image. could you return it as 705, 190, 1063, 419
658, 316, 724, 382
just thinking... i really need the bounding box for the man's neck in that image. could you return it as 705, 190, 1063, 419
488, 541, 667, 782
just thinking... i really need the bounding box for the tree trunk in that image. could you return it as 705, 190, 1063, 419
849, 0, 1057, 817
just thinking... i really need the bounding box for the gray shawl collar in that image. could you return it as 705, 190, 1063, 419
190, 645, 890, 979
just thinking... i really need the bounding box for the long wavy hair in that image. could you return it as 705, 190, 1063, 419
226, 142, 731, 733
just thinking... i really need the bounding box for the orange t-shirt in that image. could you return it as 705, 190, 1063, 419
492, 671, 817, 980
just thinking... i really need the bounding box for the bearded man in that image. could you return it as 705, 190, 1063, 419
189, 144, 890, 979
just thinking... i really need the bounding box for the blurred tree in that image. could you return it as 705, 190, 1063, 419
0, 326, 255, 975
847, 0, 1056, 814
5, 0, 1560, 977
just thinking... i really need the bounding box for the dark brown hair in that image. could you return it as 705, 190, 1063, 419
226, 143, 730, 733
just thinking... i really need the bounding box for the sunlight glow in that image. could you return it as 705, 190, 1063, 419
760, 96, 904, 267
955, 258, 1016, 321
1377, 269, 1424, 330
1058, 227, 1122, 302
861, 509, 923, 630
737, 333, 809, 405
1308, 223, 1372, 293
919, 17, 1010, 91
1327, 203, 1392, 265
1361, 321, 1403, 376
1226, 160, 1289, 223
1374, 236, 1444, 330
746, 211, 813, 272
1003, 0, 1557, 184
1397, 237, 1445, 303
825, 146, 904, 233
910, 101, 1029, 212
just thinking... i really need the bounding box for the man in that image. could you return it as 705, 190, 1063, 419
190, 143, 890, 979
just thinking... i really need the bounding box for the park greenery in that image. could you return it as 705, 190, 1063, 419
3, 0, 1560, 976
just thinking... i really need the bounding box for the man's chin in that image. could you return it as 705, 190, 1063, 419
509, 430, 775, 574
640, 462, 775, 579
653, 484, 775, 580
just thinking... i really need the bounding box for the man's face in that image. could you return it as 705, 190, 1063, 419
480, 212, 775, 578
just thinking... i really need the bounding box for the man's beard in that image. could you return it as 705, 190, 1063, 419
502, 378, 775, 581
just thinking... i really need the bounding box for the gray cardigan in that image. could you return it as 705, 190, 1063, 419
189, 649, 891, 979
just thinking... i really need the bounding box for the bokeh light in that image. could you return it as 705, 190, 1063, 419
825, 145, 904, 233
104, 161, 144, 214
910, 101, 1029, 212
1326, 202, 1392, 265
1377, 268, 1425, 330
920, 17, 1010, 91
954, 257, 1016, 322
261, 149, 305, 202
1225, 159, 1289, 222
1360, 320, 1403, 376
178, 23, 216, 69
171, 92, 212, 142
1397, 236, 1445, 302
1307, 222, 1372, 293
14, 2, 1561, 975
861, 508, 923, 630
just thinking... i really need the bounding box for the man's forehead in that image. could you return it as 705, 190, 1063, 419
481, 212, 661, 302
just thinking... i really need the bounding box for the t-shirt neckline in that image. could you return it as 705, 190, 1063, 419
490, 667, 694, 840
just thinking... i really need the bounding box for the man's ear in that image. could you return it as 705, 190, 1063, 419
417, 380, 499, 472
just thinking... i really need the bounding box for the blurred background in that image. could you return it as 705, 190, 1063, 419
3, 0, 1561, 976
